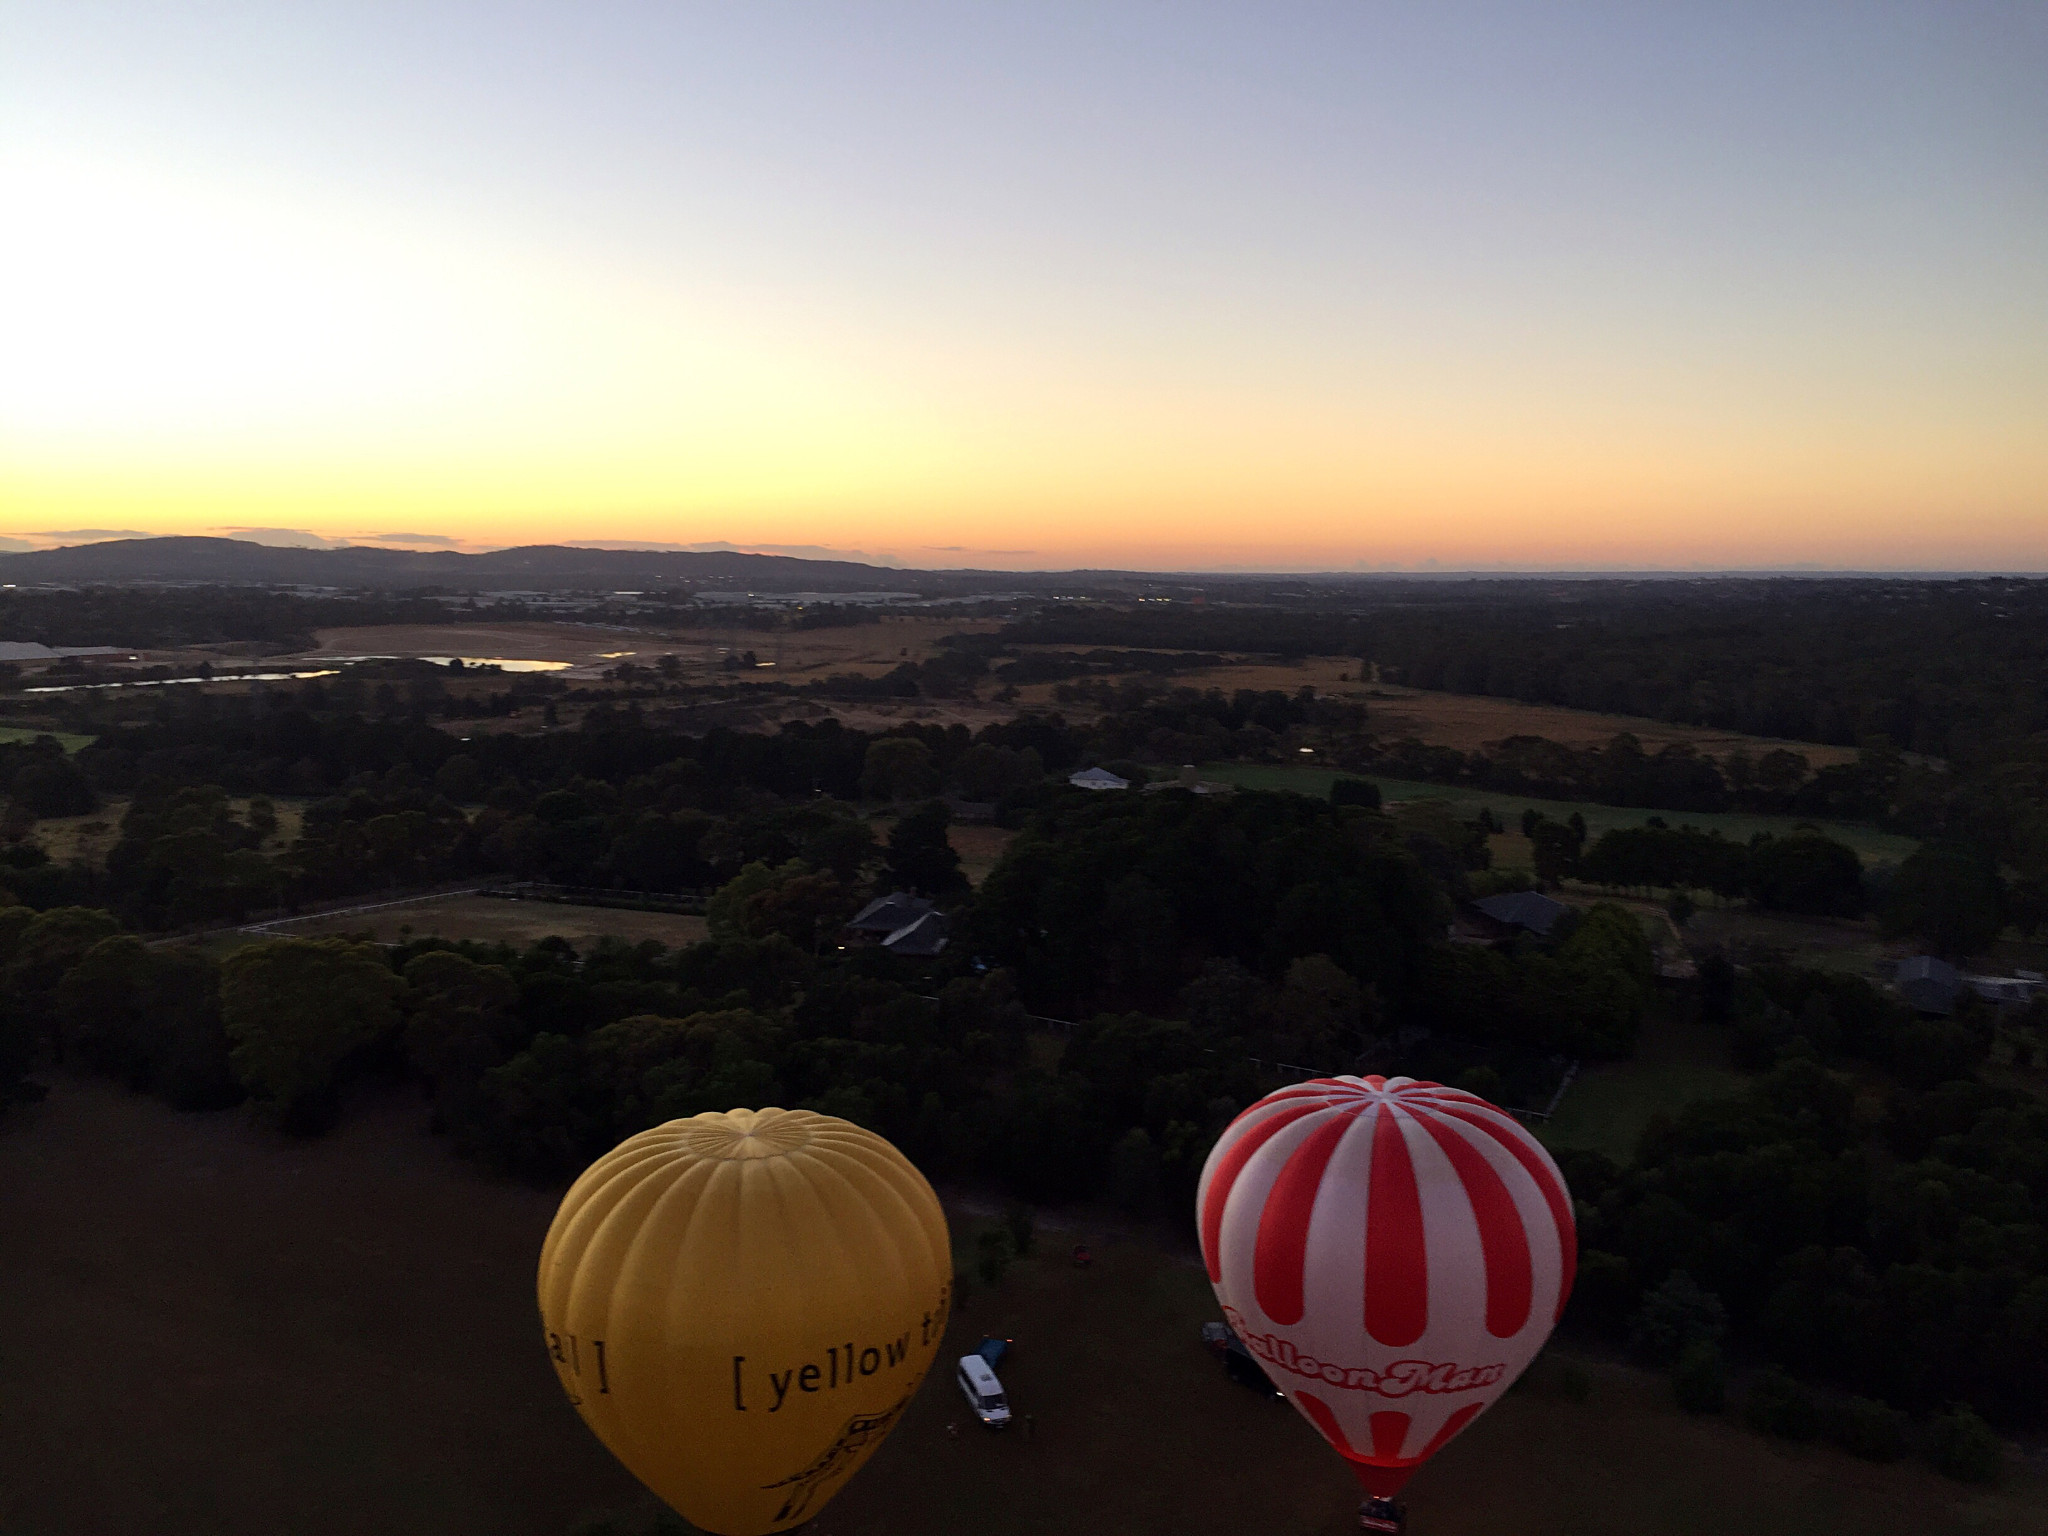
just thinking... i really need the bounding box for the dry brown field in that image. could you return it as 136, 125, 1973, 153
698, 616, 1000, 678
868, 818, 1018, 888
263, 894, 708, 950
5, 1076, 2043, 1536
1358, 683, 1860, 765
947, 823, 1017, 886
999, 649, 1856, 766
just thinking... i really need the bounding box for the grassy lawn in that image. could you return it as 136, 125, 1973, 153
244, 895, 710, 950
1179, 763, 1920, 865
0, 724, 95, 753
1679, 905, 1891, 977
1541, 1008, 1749, 1165
6, 1076, 2045, 1536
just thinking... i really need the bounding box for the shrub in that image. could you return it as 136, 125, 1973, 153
1744, 1367, 1819, 1441
1671, 1342, 1725, 1414
1628, 1270, 1727, 1367
975, 1225, 1017, 1288
220, 937, 401, 1129
1330, 777, 1381, 809
1003, 1200, 1036, 1258
1819, 1395, 1909, 1463
1924, 1405, 2003, 1485
1565, 1249, 1634, 1328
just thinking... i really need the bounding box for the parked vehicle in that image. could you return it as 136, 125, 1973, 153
1358, 1496, 1407, 1532
1201, 1321, 1285, 1398
956, 1352, 1012, 1428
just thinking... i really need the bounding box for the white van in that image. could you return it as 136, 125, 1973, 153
956, 1353, 1012, 1428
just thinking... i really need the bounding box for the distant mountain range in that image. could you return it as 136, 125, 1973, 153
0, 537, 1027, 592
0, 537, 1970, 593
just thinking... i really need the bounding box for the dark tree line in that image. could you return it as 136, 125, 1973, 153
0, 586, 487, 652
989, 580, 2048, 886
1566, 961, 2048, 1442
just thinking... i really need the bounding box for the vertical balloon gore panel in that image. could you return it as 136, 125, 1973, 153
539, 1108, 953, 1536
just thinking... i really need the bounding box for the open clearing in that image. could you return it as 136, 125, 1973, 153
4, 1077, 2043, 1536
259, 894, 708, 950
1542, 1009, 1749, 1165
949, 823, 1017, 885
1186, 764, 1920, 865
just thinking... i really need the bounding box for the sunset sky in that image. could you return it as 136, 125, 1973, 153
2, 2, 2043, 571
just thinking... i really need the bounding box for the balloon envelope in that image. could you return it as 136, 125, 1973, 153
1198, 1076, 1574, 1496
539, 1108, 952, 1535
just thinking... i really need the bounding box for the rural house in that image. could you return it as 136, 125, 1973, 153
1469, 890, 1569, 939
843, 894, 951, 956
1068, 766, 1130, 791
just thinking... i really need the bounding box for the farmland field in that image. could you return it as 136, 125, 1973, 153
1180, 764, 1920, 865
4, 1077, 2043, 1536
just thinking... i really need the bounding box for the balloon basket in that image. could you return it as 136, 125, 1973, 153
1356, 1495, 1407, 1533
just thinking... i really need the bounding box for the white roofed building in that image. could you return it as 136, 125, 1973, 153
1068, 767, 1130, 791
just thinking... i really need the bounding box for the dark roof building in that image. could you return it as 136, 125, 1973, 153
1068, 766, 1130, 791
844, 894, 951, 955
1897, 955, 1961, 1016
881, 911, 950, 957
1471, 890, 1570, 938
846, 892, 934, 936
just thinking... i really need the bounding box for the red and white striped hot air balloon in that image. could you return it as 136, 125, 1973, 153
1198, 1075, 1575, 1501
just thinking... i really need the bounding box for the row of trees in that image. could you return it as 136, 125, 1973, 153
1571, 822, 1867, 917
1360, 731, 1895, 819
1570, 821, 2033, 957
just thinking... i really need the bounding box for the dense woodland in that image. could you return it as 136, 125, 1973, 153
3, 577, 2047, 1481
1007, 579, 2048, 870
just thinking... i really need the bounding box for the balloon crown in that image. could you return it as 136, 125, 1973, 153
1257, 1075, 1501, 1110
677, 1106, 818, 1160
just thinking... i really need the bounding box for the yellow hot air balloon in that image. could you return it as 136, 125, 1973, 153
538, 1108, 952, 1536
